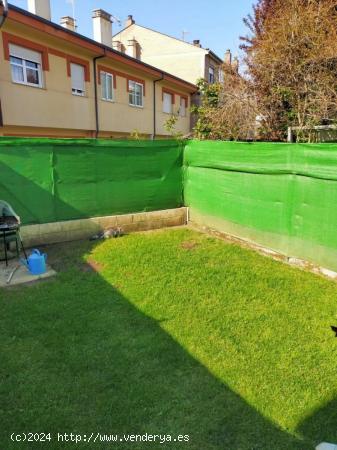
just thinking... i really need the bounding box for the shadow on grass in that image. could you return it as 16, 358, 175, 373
298, 396, 337, 448
0, 240, 310, 450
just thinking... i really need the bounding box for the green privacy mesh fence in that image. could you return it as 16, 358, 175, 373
0, 137, 336, 270
0, 138, 184, 225
184, 140, 337, 271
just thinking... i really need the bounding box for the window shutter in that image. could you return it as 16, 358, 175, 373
101, 72, 114, 100
106, 74, 113, 100
101, 72, 107, 98
71, 63, 85, 91
209, 67, 215, 83
163, 92, 172, 113
180, 98, 186, 116
9, 44, 42, 64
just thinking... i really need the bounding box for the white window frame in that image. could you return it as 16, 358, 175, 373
163, 92, 173, 114
9, 45, 43, 89
179, 97, 187, 117
128, 80, 144, 108
101, 71, 114, 102
71, 63, 85, 97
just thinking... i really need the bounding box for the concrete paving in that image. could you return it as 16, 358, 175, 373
0, 260, 56, 287
316, 443, 337, 450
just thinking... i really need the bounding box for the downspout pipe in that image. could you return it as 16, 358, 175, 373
93, 51, 106, 138
153, 73, 164, 140
0, 1, 9, 29
0, 1, 8, 130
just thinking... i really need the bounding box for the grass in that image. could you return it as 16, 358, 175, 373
1, 227, 337, 449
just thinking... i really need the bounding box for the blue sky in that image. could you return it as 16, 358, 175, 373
9, 0, 254, 59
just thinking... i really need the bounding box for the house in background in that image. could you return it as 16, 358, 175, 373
0, 1, 196, 139
113, 16, 238, 86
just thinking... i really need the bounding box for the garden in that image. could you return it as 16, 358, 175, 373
1, 227, 337, 449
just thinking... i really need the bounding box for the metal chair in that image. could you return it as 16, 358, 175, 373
0, 200, 27, 266
1, 228, 27, 267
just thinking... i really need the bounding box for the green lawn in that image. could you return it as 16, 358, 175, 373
1, 227, 337, 449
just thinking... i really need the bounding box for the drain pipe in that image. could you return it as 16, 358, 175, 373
0, 0, 8, 29
0, 1, 8, 130
93, 51, 106, 139
153, 73, 164, 140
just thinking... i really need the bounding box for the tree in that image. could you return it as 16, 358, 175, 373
241, 0, 337, 141
192, 65, 258, 141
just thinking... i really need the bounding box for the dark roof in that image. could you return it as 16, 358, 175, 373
6, 3, 197, 91
207, 50, 223, 64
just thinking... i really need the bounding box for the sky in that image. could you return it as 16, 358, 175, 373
9, 0, 254, 59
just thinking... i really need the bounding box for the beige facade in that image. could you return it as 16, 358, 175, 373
0, 4, 196, 139
114, 23, 223, 85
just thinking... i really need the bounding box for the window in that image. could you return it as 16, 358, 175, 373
9, 44, 43, 88
128, 80, 143, 107
179, 97, 186, 117
219, 69, 224, 84
71, 63, 85, 96
101, 71, 114, 102
163, 92, 173, 114
208, 66, 215, 84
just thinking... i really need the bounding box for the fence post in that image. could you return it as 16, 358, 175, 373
287, 127, 293, 143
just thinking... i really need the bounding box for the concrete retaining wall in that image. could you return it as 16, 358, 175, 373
21, 208, 187, 247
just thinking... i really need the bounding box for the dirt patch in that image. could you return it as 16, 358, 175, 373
189, 224, 337, 281
181, 240, 199, 251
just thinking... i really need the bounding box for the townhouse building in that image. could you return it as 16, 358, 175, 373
0, 1, 196, 138
113, 17, 238, 86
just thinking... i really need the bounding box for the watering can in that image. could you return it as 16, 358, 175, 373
21, 249, 47, 275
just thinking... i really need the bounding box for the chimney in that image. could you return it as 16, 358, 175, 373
193, 39, 201, 48
127, 39, 139, 59
232, 56, 239, 72
92, 9, 112, 46
60, 16, 76, 31
112, 40, 123, 52
224, 49, 232, 65
27, 0, 51, 21
125, 15, 135, 28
